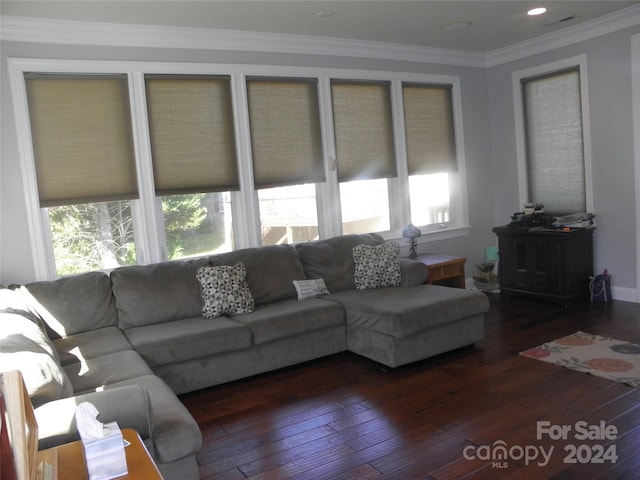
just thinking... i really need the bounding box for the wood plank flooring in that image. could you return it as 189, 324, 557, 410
180, 294, 640, 479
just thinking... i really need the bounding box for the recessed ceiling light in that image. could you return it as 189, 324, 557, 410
316, 10, 335, 18
441, 21, 472, 32
527, 7, 547, 16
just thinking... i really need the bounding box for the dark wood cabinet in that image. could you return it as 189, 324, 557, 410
492, 226, 595, 304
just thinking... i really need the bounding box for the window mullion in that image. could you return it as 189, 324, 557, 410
389, 80, 410, 232
231, 74, 262, 248
39, 209, 57, 278
316, 76, 342, 238
128, 72, 166, 264
450, 79, 469, 228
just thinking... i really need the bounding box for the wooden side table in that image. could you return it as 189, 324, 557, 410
36, 428, 163, 480
413, 254, 467, 289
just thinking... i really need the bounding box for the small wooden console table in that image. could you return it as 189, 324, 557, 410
36, 428, 163, 480
413, 254, 467, 289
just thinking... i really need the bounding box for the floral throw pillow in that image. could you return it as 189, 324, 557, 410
196, 263, 255, 318
352, 242, 401, 290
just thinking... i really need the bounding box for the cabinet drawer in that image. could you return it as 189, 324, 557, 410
430, 264, 462, 280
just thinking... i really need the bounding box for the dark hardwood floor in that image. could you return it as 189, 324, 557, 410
180, 294, 640, 479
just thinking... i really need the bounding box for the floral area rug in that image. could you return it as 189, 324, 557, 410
520, 331, 640, 388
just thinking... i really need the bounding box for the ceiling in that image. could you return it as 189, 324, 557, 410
1, 0, 639, 53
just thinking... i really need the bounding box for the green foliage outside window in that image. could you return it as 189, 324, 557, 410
49, 201, 136, 275
49, 194, 218, 275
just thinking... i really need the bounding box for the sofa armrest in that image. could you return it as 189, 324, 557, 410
399, 258, 427, 287
35, 384, 152, 450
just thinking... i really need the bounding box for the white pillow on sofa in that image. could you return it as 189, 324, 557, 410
292, 279, 330, 300
352, 242, 401, 290
196, 263, 255, 318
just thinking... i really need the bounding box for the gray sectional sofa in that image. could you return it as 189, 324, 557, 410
0, 233, 489, 480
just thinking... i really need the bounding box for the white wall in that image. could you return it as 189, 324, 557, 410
488, 25, 640, 301
1, 18, 639, 303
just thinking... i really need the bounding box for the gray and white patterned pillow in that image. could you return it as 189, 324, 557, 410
352, 242, 401, 290
196, 263, 255, 318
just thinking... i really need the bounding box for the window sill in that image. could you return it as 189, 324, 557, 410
384, 223, 471, 247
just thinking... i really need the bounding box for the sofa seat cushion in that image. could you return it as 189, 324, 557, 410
326, 285, 489, 338
230, 297, 345, 345
124, 316, 252, 367
111, 257, 210, 329
62, 350, 154, 394
24, 272, 118, 338
53, 326, 133, 366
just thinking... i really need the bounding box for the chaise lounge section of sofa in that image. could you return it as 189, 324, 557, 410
295, 234, 488, 367
1, 233, 489, 480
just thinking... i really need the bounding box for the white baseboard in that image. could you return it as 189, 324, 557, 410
465, 278, 639, 304
611, 286, 640, 304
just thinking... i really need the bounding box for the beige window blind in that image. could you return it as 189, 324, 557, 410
331, 80, 397, 182
246, 77, 324, 189
145, 75, 239, 195
25, 74, 138, 207
402, 83, 457, 175
522, 67, 585, 214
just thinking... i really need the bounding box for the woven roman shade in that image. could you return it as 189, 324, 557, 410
331, 80, 397, 181
522, 67, 585, 214
145, 75, 239, 195
246, 77, 324, 189
403, 83, 457, 175
25, 74, 138, 207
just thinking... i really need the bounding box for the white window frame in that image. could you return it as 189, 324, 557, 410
9, 58, 470, 280
512, 55, 594, 214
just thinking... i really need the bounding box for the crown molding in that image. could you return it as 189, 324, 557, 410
2, 4, 639, 70
0, 15, 485, 68
485, 4, 640, 67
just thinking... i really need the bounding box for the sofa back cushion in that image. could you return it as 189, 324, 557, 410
209, 245, 304, 306
24, 271, 118, 338
295, 234, 385, 293
0, 289, 73, 407
111, 257, 210, 329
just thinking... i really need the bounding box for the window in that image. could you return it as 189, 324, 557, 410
160, 192, 233, 259
523, 68, 585, 213
514, 58, 591, 215
408, 174, 450, 225
145, 75, 238, 259
257, 184, 318, 244
11, 59, 468, 279
246, 77, 324, 245
331, 80, 396, 234
402, 83, 457, 226
47, 201, 135, 275
24, 73, 139, 275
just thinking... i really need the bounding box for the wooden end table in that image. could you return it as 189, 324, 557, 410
413, 253, 467, 289
36, 428, 163, 480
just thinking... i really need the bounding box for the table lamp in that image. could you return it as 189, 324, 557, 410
402, 223, 421, 258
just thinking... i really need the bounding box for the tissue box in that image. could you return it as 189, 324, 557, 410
82, 422, 128, 480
